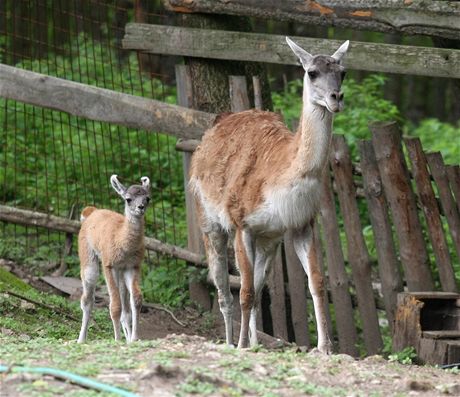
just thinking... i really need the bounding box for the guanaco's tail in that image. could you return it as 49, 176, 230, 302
80, 206, 97, 222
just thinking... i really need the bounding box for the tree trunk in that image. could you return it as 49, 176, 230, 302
181, 13, 272, 112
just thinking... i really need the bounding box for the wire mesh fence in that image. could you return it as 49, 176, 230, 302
0, 1, 187, 275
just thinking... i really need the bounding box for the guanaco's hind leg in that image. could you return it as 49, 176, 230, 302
124, 267, 142, 342
249, 237, 279, 347
119, 273, 132, 342
78, 245, 99, 343
292, 223, 332, 354
203, 230, 233, 345
234, 228, 255, 348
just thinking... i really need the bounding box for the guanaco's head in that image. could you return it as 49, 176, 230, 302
286, 37, 349, 113
110, 175, 151, 218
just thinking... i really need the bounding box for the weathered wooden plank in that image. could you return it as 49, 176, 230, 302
330, 135, 382, 354
446, 165, 460, 213
176, 64, 211, 310
426, 152, 460, 261
176, 139, 201, 153
422, 331, 460, 340
319, 168, 358, 356
267, 246, 289, 341
229, 76, 251, 112
0, 63, 215, 140
252, 76, 263, 111
123, 24, 460, 79
359, 139, 403, 332
405, 138, 457, 293
284, 230, 310, 347
0, 204, 205, 266
370, 121, 434, 292
163, 0, 460, 40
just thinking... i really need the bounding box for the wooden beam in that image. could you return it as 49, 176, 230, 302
370, 121, 434, 292
123, 24, 460, 79
0, 204, 205, 266
163, 0, 460, 40
0, 64, 215, 140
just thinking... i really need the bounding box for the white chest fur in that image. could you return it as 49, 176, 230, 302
247, 176, 321, 233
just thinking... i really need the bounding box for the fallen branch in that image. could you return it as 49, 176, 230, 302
233, 320, 292, 349
142, 302, 186, 327
4, 290, 80, 323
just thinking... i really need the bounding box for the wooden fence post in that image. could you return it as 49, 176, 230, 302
229, 76, 250, 112
330, 135, 382, 354
370, 121, 434, 292
176, 64, 211, 310
446, 165, 460, 212
359, 140, 403, 331
284, 231, 310, 347
405, 138, 457, 292
425, 152, 460, 261
319, 168, 359, 356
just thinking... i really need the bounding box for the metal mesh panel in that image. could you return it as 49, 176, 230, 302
0, 1, 186, 268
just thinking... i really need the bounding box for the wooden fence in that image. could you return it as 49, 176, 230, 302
172, 64, 459, 356
1, 0, 459, 356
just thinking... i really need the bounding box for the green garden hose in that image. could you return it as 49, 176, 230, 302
0, 364, 140, 397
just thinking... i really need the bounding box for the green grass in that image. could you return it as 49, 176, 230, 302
0, 267, 112, 340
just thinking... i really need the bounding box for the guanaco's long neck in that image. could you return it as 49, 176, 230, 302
123, 209, 145, 245
291, 80, 333, 177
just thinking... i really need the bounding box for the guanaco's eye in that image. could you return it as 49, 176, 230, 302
308, 70, 318, 80
126, 198, 132, 204
341, 71, 347, 81
146, 197, 151, 203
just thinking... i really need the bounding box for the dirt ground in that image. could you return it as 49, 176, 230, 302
1, 261, 460, 397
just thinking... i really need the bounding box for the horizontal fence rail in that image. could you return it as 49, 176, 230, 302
0, 205, 205, 266
123, 24, 460, 79
163, 0, 460, 40
0, 64, 216, 140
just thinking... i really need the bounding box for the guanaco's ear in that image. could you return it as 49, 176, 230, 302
286, 36, 313, 70
140, 176, 150, 190
331, 40, 350, 63
110, 175, 127, 197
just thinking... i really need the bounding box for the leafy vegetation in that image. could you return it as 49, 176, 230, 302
388, 346, 418, 365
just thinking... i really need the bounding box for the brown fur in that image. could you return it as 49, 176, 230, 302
79, 208, 145, 271
78, 205, 145, 343
191, 110, 309, 227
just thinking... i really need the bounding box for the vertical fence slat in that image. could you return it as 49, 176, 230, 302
266, 250, 289, 341
319, 168, 359, 356
252, 76, 263, 110
176, 64, 211, 310
446, 165, 460, 213
370, 121, 434, 291
330, 135, 382, 354
405, 138, 457, 292
426, 152, 460, 261
284, 229, 310, 347
229, 75, 250, 112
359, 140, 403, 331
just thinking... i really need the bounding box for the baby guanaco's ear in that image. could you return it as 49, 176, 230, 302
140, 176, 150, 190
110, 175, 127, 197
